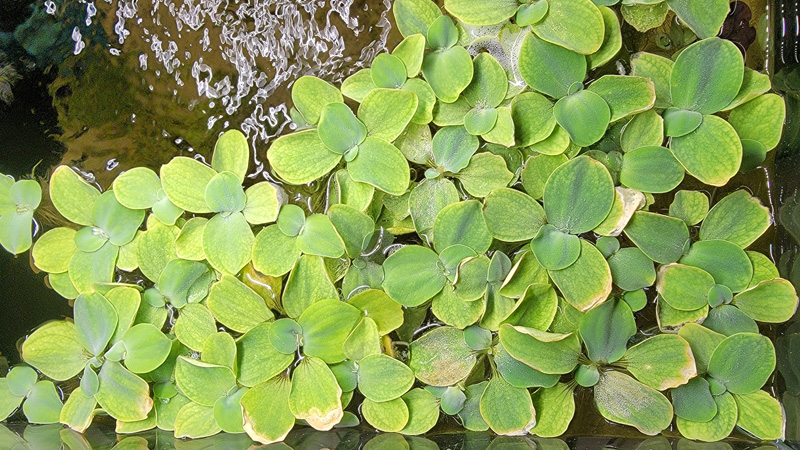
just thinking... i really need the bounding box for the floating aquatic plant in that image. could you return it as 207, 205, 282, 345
0, 0, 797, 445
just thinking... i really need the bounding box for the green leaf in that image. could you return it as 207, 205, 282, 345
251, 225, 300, 277
347, 289, 403, 335
479, 375, 536, 436
456, 152, 515, 198
362, 397, 410, 432
6, 366, 37, 397
59, 386, 97, 432
443, 0, 517, 25
298, 299, 362, 364
236, 323, 294, 387
669, 190, 709, 226
503, 283, 558, 331
202, 332, 237, 370
0, 210, 32, 255
318, 102, 367, 154
733, 279, 798, 323
90, 191, 144, 246
588, 75, 655, 122
422, 46, 474, 103
22, 381, 62, 424
553, 89, 610, 147
531, 0, 605, 54
733, 390, 784, 440
74, 292, 118, 356
432, 126, 479, 173
203, 212, 254, 275
663, 108, 703, 138
548, 239, 613, 311
382, 245, 446, 307
137, 220, 179, 282
530, 383, 576, 437
656, 263, 715, 311
121, 324, 171, 374
207, 274, 273, 333
160, 157, 217, 213
631, 52, 674, 109
332, 169, 374, 212
723, 68, 772, 111
213, 386, 248, 434
677, 323, 725, 374
670, 38, 744, 114
157, 259, 211, 308
403, 78, 437, 124
427, 15, 459, 50
543, 156, 614, 234
621, 110, 664, 152
431, 284, 485, 328
530, 224, 581, 271
608, 247, 656, 291
619, 146, 684, 194
283, 254, 338, 318
173, 402, 220, 439
329, 204, 375, 259
358, 88, 418, 142
31, 227, 76, 273
625, 334, 696, 390
268, 130, 342, 185
700, 189, 771, 248
433, 200, 492, 253
703, 304, 759, 336
483, 188, 545, 242
204, 171, 245, 213
49, 166, 100, 226
588, 6, 622, 69
494, 342, 559, 389
593, 371, 673, 435
358, 354, 415, 402
112, 167, 162, 210
580, 299, 636, 364
681, 240, 753, 292
511, 92, 556, 148
670, 115, 743, 187
746, 250, 780, 288
409, 178, 459, 238
463, 53, 508, 108
624, 211, 690, 264
519, 33, 586, 99
175, 356, 236, 406
671, 377, 717, 422
0, 379, 23, 422
521, 155, 566, 201
289, 356, 343, 431
348, 137, 410, 196
296, 214, 346, 258
408, 326, 477, 386
666, 0, 728, 39
498, 325, 581, 374
174, 303, 216, 352
291, 76, 343, 125
676, 391, 738, 442
499, 250, 550, 299
343, 317, 381, 361
708, 333, 775, 394
393, 0, 442, 38
393, 34, 426, 78
399, 388, 440, 435
212, 129, 250, 183
95, 361, 153, 422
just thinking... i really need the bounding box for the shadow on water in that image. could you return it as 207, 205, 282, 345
0, 0, 800, 446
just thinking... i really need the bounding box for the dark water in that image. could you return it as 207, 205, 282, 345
0, 0, 799, 448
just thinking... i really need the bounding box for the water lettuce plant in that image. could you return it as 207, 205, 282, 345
0, 0, 797, 445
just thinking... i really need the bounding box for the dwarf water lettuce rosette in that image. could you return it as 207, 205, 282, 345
0, 0, 796, 445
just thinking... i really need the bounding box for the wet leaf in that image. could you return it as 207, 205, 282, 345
479, 375, 536, 436
174, 402, 220, 439
530, 383, 575, 437
676, 391, 737, 442
593, 371, 673, 435
243, 182, 284, 225
292, 76, 343, 126
699, 190, 771, 248
289, 356, 343, 431
408, 326, 477, 386
519, 33, 586, 99
707, 333, 775, 394
112, 167, 162, 210
358, 354, 415, 402
160, 157, 217, 214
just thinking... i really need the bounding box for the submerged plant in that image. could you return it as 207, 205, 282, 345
0, 0, 797, 445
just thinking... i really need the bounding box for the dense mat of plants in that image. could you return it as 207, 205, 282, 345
0, 0, 797, 444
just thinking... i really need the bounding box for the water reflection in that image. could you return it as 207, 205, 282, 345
0, 424, 792, 450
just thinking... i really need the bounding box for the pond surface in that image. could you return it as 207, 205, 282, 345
0, 0, 800, 447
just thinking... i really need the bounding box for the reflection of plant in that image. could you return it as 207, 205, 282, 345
0, 53, 21, 105
0, 0, 797, 444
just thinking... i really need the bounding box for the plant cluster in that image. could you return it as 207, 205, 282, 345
0, 0, 797, 444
